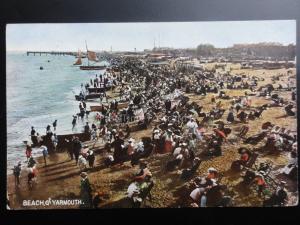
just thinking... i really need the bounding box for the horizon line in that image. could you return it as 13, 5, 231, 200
6, 41, 296, 53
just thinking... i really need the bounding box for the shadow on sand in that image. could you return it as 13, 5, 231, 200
45, 171, 81, 182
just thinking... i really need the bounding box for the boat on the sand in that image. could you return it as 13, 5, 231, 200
90, 102, 129, 111
75, 93, 103, 101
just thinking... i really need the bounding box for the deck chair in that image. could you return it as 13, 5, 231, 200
245, 153, 258, 168
238, 125, 249, 138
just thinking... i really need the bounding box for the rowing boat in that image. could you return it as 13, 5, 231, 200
88, 86, 112, 93
80, 65, 107, 70
90, 102, 129, 111
75, 93, 102, 101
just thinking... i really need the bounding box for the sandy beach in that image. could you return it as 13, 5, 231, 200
7, 65, 298, 208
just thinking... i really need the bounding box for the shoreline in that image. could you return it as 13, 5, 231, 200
6, 54, 108, 171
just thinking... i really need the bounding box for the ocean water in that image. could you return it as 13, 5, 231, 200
6, 52, 107, 172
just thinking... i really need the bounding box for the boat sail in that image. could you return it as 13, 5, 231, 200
87, 50, 99, 62
73, 50, 82, 65
79, 41, 107, 70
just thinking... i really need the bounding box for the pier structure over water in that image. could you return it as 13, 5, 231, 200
27, 51, 77, 56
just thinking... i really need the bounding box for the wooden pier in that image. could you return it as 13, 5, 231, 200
27, 51, 77, 56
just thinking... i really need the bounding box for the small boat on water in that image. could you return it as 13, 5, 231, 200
40, 66, 44, 70
80, 65, 107, 70
73, 50, 82, 66
79, 41, 107, 70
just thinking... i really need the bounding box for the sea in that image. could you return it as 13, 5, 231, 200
6, 52, 108, 173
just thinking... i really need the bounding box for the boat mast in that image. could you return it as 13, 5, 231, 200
85, 40, 89, 66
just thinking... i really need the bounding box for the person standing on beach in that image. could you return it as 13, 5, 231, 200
65, 137, 75, 160
93, 76, 97, 88
84, 122, 90, 134
72, 115, 77, 130
52, 120, 57, 131
86, 150, 95, 168
46, 125, 51, 134
80, 172, 93, 208
31, 126, 36, 136
25, 144, 32, 162
80, 109, 85, 121
30, 126, 38, 146
36, 133, 43, 146
52, 133, 58, 151
27, 156, 37, 168
27, 165, 37, 189
92, 192, 102, 208
12, 162, 22, 187
85, 109, 90, 119
227, 107, 235, 124
40, 145, 48, 166
82, 101, 87, 110
85, 82, 89, 91
97, 74, 100, 87
79, 102, 83, 111
73, 137, 82, 164
112, 134, 125, 165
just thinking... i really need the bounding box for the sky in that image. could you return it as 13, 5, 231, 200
6, 20, 296, 52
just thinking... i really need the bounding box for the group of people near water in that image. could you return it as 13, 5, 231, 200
10, 55, 297, 208
11, 120, 59, 195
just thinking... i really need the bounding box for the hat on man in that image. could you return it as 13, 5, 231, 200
128, 138, 135, 143
80, 172, 88, 178
241, 149, 247, 154
176, 154, 183, 160
280, 181, 287, 185
208, 167, 217, 173
139, 160, 148, 167
256, 171, 266, 177
199, 177, 207, 185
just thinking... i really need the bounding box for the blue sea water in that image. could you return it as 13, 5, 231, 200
6, 52, 107, 172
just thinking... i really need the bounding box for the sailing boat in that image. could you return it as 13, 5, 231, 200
79, 41, 107, 70
73, 50, 82, 65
